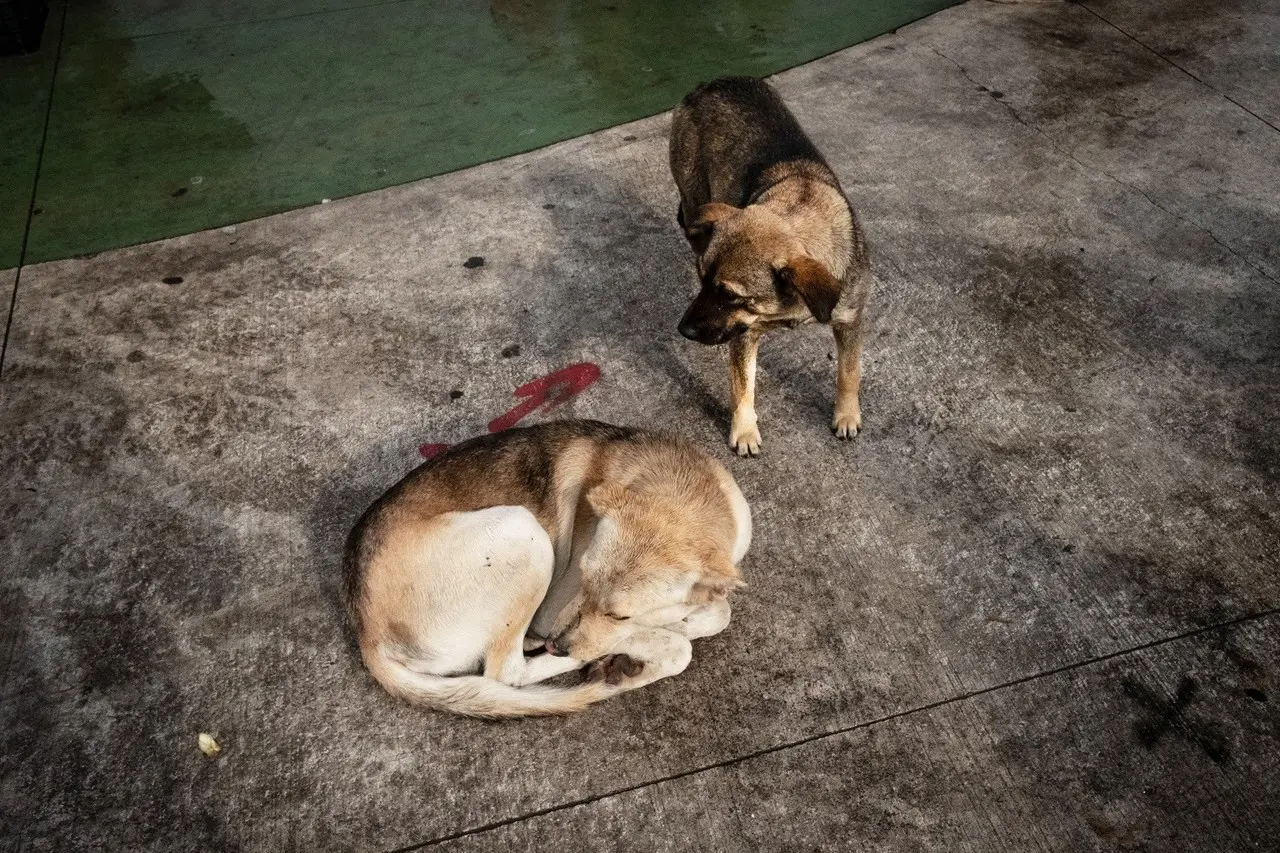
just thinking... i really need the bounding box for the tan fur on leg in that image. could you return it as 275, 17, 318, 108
832, 317, 864, 439
729, 331, 763, 456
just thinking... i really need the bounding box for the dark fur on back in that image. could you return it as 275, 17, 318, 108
673, 76, 844, 211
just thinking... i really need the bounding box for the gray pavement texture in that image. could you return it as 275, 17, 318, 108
2, 0, 1278, 851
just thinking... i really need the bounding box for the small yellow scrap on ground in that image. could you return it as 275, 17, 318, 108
198, 732, 221, 757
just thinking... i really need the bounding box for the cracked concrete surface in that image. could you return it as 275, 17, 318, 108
1, 0, 1278, 850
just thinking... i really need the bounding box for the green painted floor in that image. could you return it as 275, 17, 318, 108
0, 0, 960, 267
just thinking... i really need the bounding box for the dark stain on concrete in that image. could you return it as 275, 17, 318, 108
1121, 676, 1231, 764
0, 495, 248, 849
1045, 29, 1089, 50
1084, 813, 1149, 849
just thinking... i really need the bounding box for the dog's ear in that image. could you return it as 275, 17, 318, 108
775, 256, 842, 323
586, 482, 629, 516
684, 202, 739, 254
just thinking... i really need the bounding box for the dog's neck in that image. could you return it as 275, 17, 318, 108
754, 173, 855, 282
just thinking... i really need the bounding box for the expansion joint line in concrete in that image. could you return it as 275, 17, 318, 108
925, 40, 1280, 290
0, 2, 69, 381
390, 606, 1280, 852
1075, 0, 1280, 137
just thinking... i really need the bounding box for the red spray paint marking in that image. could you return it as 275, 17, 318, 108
487, 362, 601, 433
418, 362, 601, 459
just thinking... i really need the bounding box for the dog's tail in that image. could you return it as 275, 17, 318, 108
364, 647, 613, 719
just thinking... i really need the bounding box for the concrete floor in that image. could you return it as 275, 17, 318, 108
2, 0, 1279, 850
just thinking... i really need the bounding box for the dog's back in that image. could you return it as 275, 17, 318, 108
671, 76, 841, 211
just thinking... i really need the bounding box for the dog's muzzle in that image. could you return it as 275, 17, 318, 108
544, 636, 570, 657
678, 319, 744, 346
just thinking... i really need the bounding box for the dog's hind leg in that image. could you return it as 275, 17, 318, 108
460, 508, 588, 687
407, 506, 583, 687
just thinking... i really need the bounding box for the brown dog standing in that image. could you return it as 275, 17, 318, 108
670, 76, 871, 456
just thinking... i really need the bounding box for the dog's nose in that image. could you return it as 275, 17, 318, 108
677, 319, 701, 342
544, 636, 569, 657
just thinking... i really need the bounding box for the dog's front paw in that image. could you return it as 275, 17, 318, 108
730, 428, 762, 457
583, 654, 645, 686
831, 407, 861, 440
729, 412, 762, 457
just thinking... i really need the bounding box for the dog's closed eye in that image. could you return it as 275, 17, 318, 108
605, 612, 631, 621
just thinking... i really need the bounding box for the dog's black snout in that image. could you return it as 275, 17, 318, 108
544, 636, 569, 657
679, 317, 723, 345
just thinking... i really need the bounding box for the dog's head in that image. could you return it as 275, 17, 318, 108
677, 202, 843, 345
545, 482, 743, 661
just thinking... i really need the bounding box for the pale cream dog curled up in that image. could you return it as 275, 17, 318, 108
343, 419, 751, 718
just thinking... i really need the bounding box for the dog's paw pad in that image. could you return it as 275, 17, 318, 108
584, 654, 645, 685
